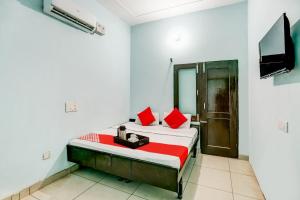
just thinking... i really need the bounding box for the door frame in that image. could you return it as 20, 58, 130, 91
174, 60, 239, 158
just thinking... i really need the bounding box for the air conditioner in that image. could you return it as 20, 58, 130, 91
43, 0, 105, 36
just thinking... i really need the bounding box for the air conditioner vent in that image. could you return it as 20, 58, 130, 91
43, 0, 105, 35
51, 6, 95, 32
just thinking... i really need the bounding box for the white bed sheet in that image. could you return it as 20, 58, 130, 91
69, 122, 198, 169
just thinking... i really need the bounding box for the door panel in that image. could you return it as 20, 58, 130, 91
201, 60, 238, 158
174, 63, 201, 121
207, 80, 229, 112
207, 118, 230, 147
178, 68, 197, 115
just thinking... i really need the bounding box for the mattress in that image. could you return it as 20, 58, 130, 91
69, 122, 198, 169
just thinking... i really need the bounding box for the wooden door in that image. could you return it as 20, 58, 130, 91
200, 60, 238, 158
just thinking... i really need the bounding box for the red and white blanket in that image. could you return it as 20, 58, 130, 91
70, 122, 198, 169
79, 133, 188, 168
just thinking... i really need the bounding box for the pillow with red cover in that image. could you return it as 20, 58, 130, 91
164, 108, 187, 129
137, 107, 155, 126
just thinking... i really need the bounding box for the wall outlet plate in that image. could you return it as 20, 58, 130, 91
42, 151, 51, 160
65, 101, 78, 113
277, 120, 288, 133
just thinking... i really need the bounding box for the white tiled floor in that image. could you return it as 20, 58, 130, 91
23, 154, 265, 200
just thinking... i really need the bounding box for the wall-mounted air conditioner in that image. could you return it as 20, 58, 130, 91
43, 0, 105, 36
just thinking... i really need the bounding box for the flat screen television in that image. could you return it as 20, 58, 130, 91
259, 13, 295, 79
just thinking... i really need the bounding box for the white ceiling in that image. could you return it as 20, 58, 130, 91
97, 0, 245, 25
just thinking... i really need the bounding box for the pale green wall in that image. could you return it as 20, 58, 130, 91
0, 0, 130, 198
130, 2, 249, 155
248, 0, 300, 199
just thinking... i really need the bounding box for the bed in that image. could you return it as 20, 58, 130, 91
67, 121, 199, 199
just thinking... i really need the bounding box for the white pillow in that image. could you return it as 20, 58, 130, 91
162, 112, 191, 129
135, 112, 160, 126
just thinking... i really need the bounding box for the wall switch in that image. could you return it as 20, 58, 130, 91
277, 120, 288, 133
65, 101, 78, 113
42, 151, 51, 160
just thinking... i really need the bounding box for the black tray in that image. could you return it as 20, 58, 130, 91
114, 133, 149, 149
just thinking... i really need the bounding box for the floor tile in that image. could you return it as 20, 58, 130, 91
26, 155, 264, 200
184, 183, 233, 200
231, 173, 264, 199
229, 159, 254, 176
234, 194, 261, 200
21, 196, 38, 200
73, 167, 107, 182
20, 188, 30, 199
196, 155, 230, 171
99, 174, 140, 194
75, 183, 130, 200
194, 155, 203, 166
182, 163, 194, 181
32, 174, 95, 200
189, 166, 232, 192
134, 183, 178, 200
183, 181, 188, 191
12, 194, 19, 200
128, 195, 146, 200
31, 191, 54, 200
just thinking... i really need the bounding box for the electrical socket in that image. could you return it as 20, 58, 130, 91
42, 151, 51, 160
65, 101, 78, 113
277, 120, 288, 133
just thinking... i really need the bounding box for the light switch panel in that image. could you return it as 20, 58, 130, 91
65, 101, 78, 113
42, 151, 51, 160
278, 120, 288, 133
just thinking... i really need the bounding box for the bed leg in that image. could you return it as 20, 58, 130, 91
177, 178, 183, 199
192, 147, 197, 158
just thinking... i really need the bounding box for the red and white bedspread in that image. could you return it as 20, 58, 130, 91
69, 122, 198, 169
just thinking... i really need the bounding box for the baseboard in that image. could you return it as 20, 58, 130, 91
238, 154, 249, 161
2, 164, 79, 200
197, 148, 249, 161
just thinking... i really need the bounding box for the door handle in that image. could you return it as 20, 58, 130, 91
200, 120, 208, 124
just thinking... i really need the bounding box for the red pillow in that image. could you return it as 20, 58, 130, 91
137, 107, 155, 126
164, 108, 187, 129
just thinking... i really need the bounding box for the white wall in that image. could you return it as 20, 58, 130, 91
130, 2, 249, 155
0, 0, 130, 198
248, 0, 300, 199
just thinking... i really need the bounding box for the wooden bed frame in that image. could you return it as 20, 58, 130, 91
67, 124, 199, 199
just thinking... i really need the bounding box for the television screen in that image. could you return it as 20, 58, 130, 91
259, 13, 295, 79
260, 16, 285, 57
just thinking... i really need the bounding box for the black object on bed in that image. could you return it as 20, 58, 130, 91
114, 133, 149, 149
67, 124, 199, 199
